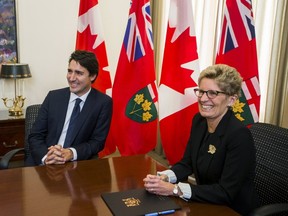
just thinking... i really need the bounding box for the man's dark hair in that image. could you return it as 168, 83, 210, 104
69, 50, 99, 83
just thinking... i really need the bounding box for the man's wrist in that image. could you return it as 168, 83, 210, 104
68, 147, 77, 161
68, 148, 74, 161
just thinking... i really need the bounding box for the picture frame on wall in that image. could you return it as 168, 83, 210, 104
0, 0, 18, 63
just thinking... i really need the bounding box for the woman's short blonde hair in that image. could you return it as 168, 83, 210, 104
198, 64, 243, 97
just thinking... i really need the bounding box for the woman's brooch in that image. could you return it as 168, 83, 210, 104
208, 144, 216, 154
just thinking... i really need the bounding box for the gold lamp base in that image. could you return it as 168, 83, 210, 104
8, 108, 24, 116
2, 96, 26, 116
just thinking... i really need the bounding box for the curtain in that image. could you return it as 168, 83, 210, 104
264, 0, 288, 128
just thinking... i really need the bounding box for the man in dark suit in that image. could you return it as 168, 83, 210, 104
27, 50, 112, 166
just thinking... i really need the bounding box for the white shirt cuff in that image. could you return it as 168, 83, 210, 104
157, 170, 177, 183
178, 182, 192, 200
41, 155, 47, 165
69, 147, 77, 161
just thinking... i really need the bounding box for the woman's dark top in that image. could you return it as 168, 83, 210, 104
171, 110, 259, 215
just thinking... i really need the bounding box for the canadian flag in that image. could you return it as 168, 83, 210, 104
76, 0, 112, 96
159, 0, 200, 165
76, 0, 115, 157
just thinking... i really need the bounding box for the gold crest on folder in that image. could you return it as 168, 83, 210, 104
122, 197, 141, 207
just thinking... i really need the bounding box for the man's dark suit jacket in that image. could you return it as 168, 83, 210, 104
171, 110, 259, 215
26, 87, 112, 166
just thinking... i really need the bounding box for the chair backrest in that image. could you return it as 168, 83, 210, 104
24, 104, 41, 161
249, 123, 288, 206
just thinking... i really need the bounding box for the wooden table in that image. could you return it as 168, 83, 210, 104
0, 155, 239, 215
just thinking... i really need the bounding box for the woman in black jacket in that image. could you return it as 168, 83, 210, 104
143, 64, 259, 215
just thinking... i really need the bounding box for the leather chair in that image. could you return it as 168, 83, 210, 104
0, 104, 41, 169
249, 122, 288, 216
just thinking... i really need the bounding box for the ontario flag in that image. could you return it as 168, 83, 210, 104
106, 0, 158, 155
159, 0, 200, 165
216, 0, 260, 125
76, 0, 115, 157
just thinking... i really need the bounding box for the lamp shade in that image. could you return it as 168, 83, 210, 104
0, 63, 32, 79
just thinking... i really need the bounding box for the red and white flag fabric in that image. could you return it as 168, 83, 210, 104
216, 0, 260, 125
76, 0, 115, 157
76, 0, 112, 96
159, 0, 200, 165
106, 0, 158, 155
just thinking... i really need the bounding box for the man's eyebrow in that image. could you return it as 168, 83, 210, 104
67, 69, 84, 74
75, 69, 84, 73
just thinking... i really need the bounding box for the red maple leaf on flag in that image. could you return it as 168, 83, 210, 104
159, 0, 200, 165
76, 0, 112, 96
76, 0, 114, 157
160, 28, 198, 94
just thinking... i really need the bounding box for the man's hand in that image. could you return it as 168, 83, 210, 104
44, 145, 73, 165
61, 148, 74, 161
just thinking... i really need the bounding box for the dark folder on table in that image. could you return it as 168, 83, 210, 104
101, 188, 181, 216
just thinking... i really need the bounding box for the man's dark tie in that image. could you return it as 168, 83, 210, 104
63, 98, 82, 148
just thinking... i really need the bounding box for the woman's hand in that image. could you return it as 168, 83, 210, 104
143, 174, 175, 196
